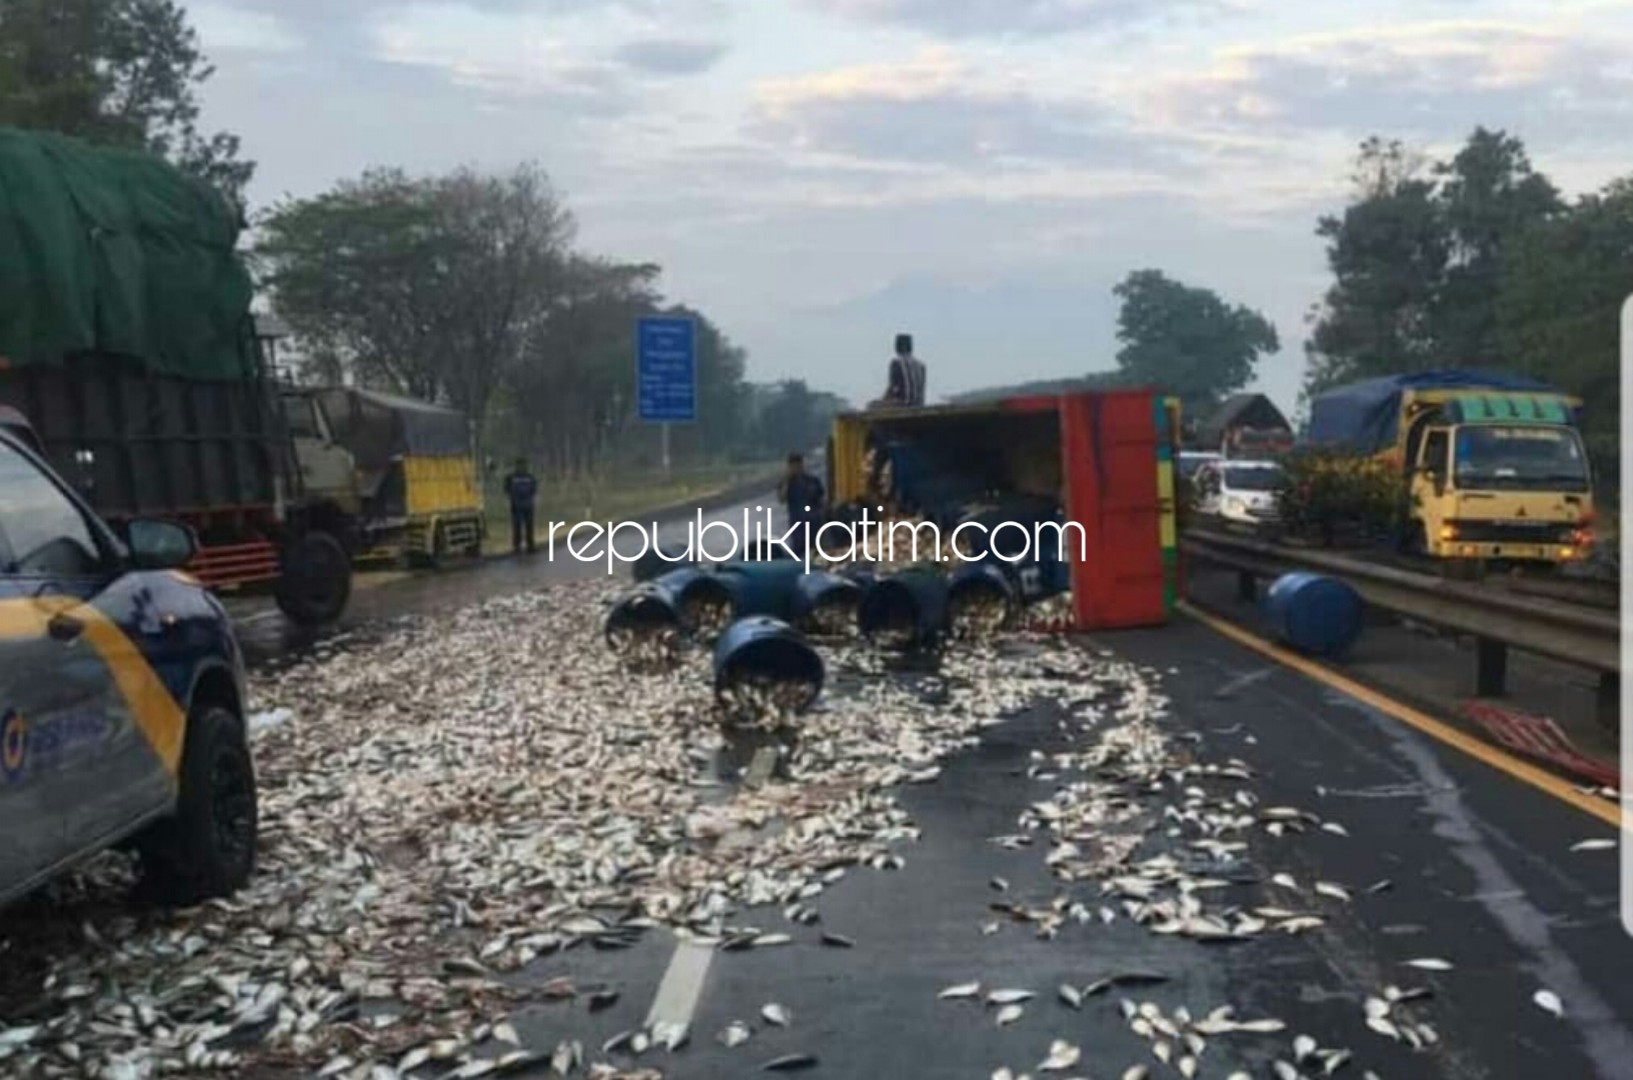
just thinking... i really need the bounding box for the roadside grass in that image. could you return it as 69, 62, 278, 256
484, 461, 777, 541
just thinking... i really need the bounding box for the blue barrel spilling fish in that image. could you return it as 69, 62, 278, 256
714, 616, 825, 722
790, 570, 865, 637
859, 569, 949, 650
947, 563, 1015, 638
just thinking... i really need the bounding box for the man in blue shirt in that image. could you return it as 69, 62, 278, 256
777, 452, 825, 559
504, 457, 538, 554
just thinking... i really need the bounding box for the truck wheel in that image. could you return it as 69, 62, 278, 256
276, 531, 352, 624
136, 704, 257, 905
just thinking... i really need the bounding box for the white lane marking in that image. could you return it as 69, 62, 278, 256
644, 936, 715, 1035
643, 819, 768, 1034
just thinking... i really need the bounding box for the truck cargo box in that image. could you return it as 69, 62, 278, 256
828, 390, 1181, 631
0, 353, 290, 530
1305, 370, 1563, 455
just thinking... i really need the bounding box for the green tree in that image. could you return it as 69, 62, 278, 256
1499, 176, 1633, 492
1432, 127, 1562, 367
1304, 137, 1446, 398
1304, 129, 1562, 400
256, 163, 573, 443
0, 0, 253, 201
1113, 269, 1279, 414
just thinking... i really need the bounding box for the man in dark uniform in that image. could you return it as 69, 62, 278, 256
777, 452, 825, 559
503, 457, 538, 554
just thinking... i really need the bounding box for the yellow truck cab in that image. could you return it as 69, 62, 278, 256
1308, 373, 1593, 565
280, 387, 486, 566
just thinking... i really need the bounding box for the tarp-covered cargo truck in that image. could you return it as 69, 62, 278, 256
0, 127, 353, 623
1306, 370, 1594, 565
281, 386, 485, 565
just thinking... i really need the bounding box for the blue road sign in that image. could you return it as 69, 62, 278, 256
637, 316, 698, 423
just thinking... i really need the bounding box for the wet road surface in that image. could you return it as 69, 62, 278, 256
67, 491, 1633, 1078
484, 620, 1630, 1079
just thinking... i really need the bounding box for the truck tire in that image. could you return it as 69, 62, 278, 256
276, 530, 352, 624
136, 704, 257, 905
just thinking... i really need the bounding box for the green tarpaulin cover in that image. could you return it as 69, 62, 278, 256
0, 127, 255, 381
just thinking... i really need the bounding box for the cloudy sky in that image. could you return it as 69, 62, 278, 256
190, 0, 1633, 411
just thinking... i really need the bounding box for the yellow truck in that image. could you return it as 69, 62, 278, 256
281, 386, 486, 566
1305, 372, 1594, 565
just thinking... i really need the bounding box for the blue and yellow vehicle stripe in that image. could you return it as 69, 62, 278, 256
0, 597, 185, 776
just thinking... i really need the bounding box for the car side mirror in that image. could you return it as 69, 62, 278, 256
1430, 470, 1446, 497
124, 519, 198, 571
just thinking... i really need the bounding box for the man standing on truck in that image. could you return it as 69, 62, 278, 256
777, 452, 825, 559
871, 333, 927, 408
504, 457, 538, 555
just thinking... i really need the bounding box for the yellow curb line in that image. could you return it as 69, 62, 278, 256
1179, 601, 1621, 829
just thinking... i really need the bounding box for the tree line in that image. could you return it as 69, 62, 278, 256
255, 167, 845, 477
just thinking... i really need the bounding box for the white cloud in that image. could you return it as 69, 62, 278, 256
189, 2, 303, 53
1138, 21, 1633, 141
807, 0, 1223, 38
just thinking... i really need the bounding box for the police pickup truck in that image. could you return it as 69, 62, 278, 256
0, 410, 257, 906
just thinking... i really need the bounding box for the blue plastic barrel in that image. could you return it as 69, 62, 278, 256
859, 569, 949, 649
634, 541, 695, 582
713, 616, 825, 713
716, 560, 808, 620
651, 568, 734, 637
948, 563, 1014, 635
1264, 572, 1364, 658
604, 584, 681, 648
790, 571, 864, 633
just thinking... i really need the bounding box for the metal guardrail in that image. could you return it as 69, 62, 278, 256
1180, 528, 1620, 728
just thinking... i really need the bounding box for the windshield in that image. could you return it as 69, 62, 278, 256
1224, 465, 1281, 492
1453, 425, 1590, 492
1178, 455, 1218, 480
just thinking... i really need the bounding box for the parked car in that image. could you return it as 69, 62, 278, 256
1177, 451, 1222, 483
1193, 459, 1284, 525
0, 412, 257, 908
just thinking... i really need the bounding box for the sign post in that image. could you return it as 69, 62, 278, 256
636, 316, 698, 477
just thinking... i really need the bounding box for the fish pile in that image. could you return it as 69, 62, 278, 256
800, 595, 858, 639
716, 675, 818, 731
675, 593, 733, 642
0, 583, 1134, 1079
949, 587, 1011, 640
605, 622, 683, 672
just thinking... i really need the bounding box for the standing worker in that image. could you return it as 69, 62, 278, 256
777, 452, 825, 559
874, 332, 927, 408
504, 457, 538, 555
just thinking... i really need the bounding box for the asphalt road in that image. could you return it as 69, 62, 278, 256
472, 617, 1629, 1080
220, 498, 1631, 1079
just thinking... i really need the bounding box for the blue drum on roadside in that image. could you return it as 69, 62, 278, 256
1264, 572, 1363, 658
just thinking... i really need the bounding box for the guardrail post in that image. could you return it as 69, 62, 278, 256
1236, 570, 1257, 604
1474, 636, 1508, 698
1596, 672, 1619, 736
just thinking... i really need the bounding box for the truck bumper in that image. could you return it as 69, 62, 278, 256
1432, 540, 1586, 562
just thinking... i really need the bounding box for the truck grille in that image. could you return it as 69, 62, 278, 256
1449, 520, 1572, 544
